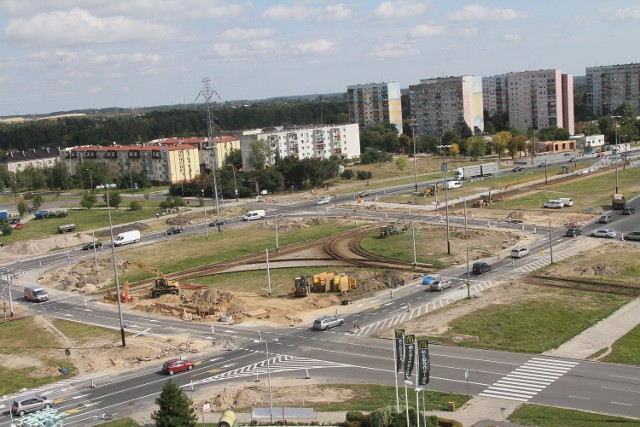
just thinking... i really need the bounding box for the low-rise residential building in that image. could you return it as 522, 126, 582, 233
237, 123, 360, 171
0, 147, 60, 174
147, 136, 241, 174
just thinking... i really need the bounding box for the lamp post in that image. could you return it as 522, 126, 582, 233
437, 144, 452, 254
544, 160, 548, 184
411, 120, 418, 195
231, 166, 238, 200
1, 268, 15, 319
85, 169, 93, 191
403, 380, 412, 427
254, 338, 278, 424
275, 215, 282, 253
415, 386, 422, 427
202, 189, 209, 239
612, 115, 621, 193
97, 184, 126, 347
548, 218, 554, 265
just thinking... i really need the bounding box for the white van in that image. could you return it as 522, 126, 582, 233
242, 210, 266, 221
112, 230, 141, 247
558, 198, 573, 207
543, 200, 563, 209
445, 180, 462, 190
24, 285, 48, 303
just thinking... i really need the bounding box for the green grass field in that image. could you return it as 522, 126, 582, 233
508, 404, 639, 426
602, 324, 640, 365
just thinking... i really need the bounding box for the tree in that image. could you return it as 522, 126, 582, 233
448, 143, 460, 159
223, 148, 243, 171
31, 194, 45, 211
0, 221, 12, 237
341, 169, 354, 180
151, 379, 197, 427
395, 156, 408, 174
103, 190, 122, 209
492, 131, 512, 160
511, 134, 528, 158
247, 139, 270, 171
80, 191, 97, 209
469, 136, 488, 158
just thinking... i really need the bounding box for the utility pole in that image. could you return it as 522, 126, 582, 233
197, 77, 222, 217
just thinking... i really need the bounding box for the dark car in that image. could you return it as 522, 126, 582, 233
622, 207, 636, 215
624, 231, 640, 241
565, 228, 582, 237
166, 226, 184, 235
598, 215, 613, 224
209, 218, 226, 227
358, 191, 370, 197
537, 162, 546, 168
162, 359, 195, 375
10, 218, 22, 225
472, 262, 491, 275
512, 167, 525, 172
82, 241, 103, 250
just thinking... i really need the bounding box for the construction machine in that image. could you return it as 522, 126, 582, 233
292, 275, 311, 297
123, 260, 180, 298
612, 194, 627, 210
473, 194, 492, 208
380, 217, 407, 238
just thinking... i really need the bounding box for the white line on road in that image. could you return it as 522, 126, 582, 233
568, 396, 590, 400
602, 386, 640, 394
611, 402, 633, 406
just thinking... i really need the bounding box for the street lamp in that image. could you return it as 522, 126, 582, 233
96, 183, 126, 347
1, 268, 15, 320
254, 338, 278, 424
274, 215, 282, 253
612, 115, 621, 193
411, 120, 418, 196
202, 189, 209, 239
437, 144, 452, 254
85, 169, 93, 191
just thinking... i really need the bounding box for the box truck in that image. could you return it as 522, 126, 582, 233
454, 163, 498, 180
111, 230, 141, 247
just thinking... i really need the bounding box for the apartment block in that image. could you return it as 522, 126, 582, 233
347, 82, 403, 134
0, 147, 60, 174
238, 123, 361, 171
586, 63, 640, 116
409, 76, 484, 136
506, 69, 574, 135
482, 74, 508, 116
148, 136, 241, 174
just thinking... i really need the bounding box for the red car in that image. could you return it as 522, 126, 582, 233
162, 359, 195, 375
14, 223, 24, 229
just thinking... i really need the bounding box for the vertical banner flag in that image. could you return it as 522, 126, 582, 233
417, 339, 431, 385
404, 334, 416, 380
394, 329, 405, 372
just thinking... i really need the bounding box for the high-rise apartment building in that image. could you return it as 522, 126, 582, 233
482, 74, 508, 116
586, 63, 640, 116
506, 69, 574, 135
409, 76, 484, 136
347, 82, 403, 134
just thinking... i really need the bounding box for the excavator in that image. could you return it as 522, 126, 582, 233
292, 275, 310, 297
380, 217, 407, 238
123, 260, 180, 298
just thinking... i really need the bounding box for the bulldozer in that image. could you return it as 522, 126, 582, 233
473, 194, 492, 208
380, 217, 407, 238
123, 260, 180, 298
292, 275, 311, 297
423, 184, 437, 197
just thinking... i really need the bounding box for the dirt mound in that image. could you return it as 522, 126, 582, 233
577, 264, 621, 277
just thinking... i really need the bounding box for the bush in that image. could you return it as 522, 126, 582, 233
341, 169, 354, 180
0, 222, 13, 236
369, 406, 394, 427
129, 201, 142, 211
356, 171, 373, 180
346, 411, 369, 427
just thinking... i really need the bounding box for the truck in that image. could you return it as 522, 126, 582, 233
111, 230, 141, 247
0, 210, 7, 222
380, 217, 406, 238
612, 194, 627, 210
34, 210, 49, 219
123, 260, 180, 298
454, 162, 498, 180
611, 143, 630, 154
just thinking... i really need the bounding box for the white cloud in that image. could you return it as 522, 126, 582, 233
209, 39, 280, 60
458, 27, 478, 37
293, 39, 334, 55
373, 1, 426, 19
262, 3, 350, 22
89, 86, 102, 94
448, 4, 527, 21
221, 27, 275, 41
410, 24, 446, 38
4, 8, 177, 45
611, 6, 640, 19
367, 42, 419, 58
504, 34, 522, 41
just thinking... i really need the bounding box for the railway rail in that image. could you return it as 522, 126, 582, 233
525, 275, 640, 297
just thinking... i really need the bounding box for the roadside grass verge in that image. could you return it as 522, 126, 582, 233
118, 220, 357, 284
602, 324, 640, 365
418, 290, 629, 353
508, 403, 639, 426
233, 384, 471, 412
52, 318, 121, 344
96, 419, 139, 427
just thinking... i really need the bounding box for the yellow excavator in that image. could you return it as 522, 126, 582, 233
123, 260, 180, 298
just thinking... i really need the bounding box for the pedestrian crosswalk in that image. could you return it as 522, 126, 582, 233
479, 357, 578, 401
511, 238, 601, 274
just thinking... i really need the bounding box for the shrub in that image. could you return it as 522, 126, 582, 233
369, 405, 393, 427
346, 411, 369, 427
356, 171, 373, 180
129, 201, 142, 211
341, 169, 354, 180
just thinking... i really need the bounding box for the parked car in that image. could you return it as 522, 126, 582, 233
543, 200, 563, 209
512, 167, 525, 172
511, 247, 530, 258
209, 218, 226, 227
82, 241, 103, 250
537, 162, 546, 168
598, 215, 613, 223
421, 275, 439, 285
472, 262, 491, 275
624, 231, 640, 241
166, 226, 184, 235
590, 229, 617, 238
162, 359, 195, 375
430, 280, 452, 291
312, 316, 344, 331
622, 207, 636, 215
565, 228, 582, 237
358, 191, 370, 197
14, 222, 24, 229
10, 218, 22, 225
317, 197, 332, 205
11, 394, 54, 416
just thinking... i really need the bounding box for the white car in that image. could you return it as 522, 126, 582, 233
317, 197, 331, 205
430, 280, 452, 291
590, 229, 616, 238
511, 247, 530, 258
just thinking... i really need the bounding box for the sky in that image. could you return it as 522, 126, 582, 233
0, 0, 639, 117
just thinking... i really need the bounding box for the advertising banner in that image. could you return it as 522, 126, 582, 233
417, 339, 430, 385
403, 334, 416, 380
394, 329, 405, 372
